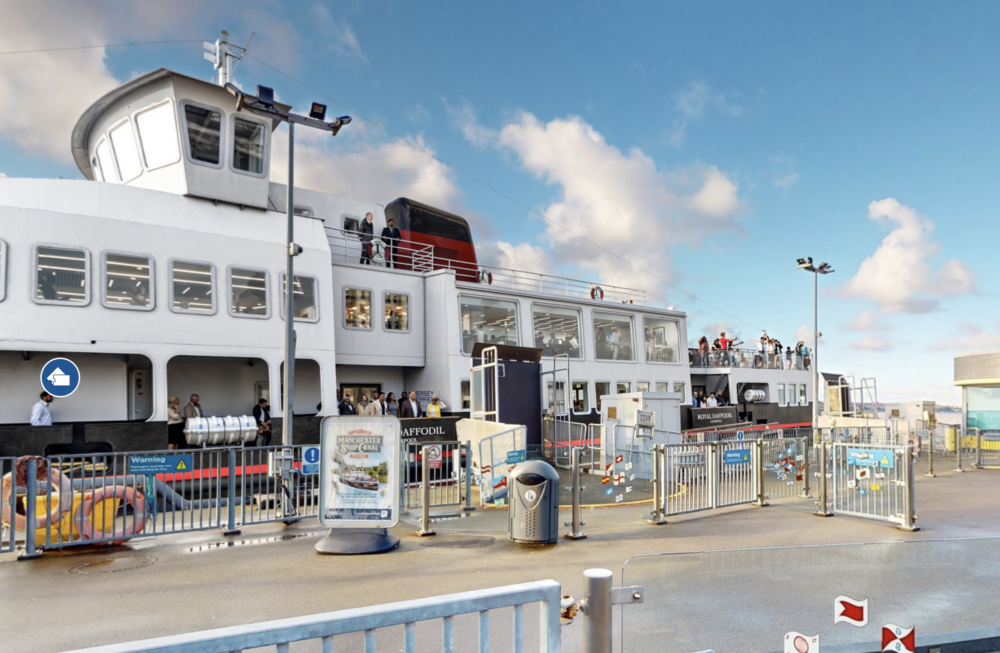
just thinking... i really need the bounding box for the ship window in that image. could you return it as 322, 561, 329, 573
232, 116, 267, 175
643, 317, 680, 363
617, 381, 631, 394
169, 260, 216, 315
294, 206, 314, 217
183, 104, 222, 165
572, 381, 590, 414
95, 138, 118, 183
799, 384, 808, 406
778, 384, 786, 407
637, 381, 650, 392
460, 295, 518, 354
90, 154, 104, 182
281, 274, 319, 322
673, 382, 686, 402
109, 119, 142, 183
532, 304, 582, 359
460, 380, 470, 410
656, 382, 669, 393
0, 240, 7, 302
102, 252, 153, 311
136, 100, 180, 170
228, 267, 269, 318
384, 292, 409, 331
595, 381, 611, 411
344, 288, 371, 328
593, 312, 634, 361
343, 215, 360, 232
33, 245, 90, 305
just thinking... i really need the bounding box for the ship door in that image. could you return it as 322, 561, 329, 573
129, 369, 153, 421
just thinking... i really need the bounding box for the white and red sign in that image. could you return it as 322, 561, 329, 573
784, 632, 819, 653
881, 625, 915, 653
426, 444, 443, 469
834, 596, 868, 627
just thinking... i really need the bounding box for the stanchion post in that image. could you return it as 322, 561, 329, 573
582, 568, 613, 653
224, 448, 241, 536
416, 445, 435, 537
18, 459, 42, 560
974, 429, 983, 469
925, 429, 936, 478
800, 430, 811, 498
566, 446, 587, 539
815, 438, 832, 517
463, 441, 475, 511
955, 428, 965, 473
754, 438, 768, 507
901, 447, 920, 532
645, 444, 668, 525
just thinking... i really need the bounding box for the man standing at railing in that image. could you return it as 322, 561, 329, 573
359, 212, 374, 265
381, 217, 401, 269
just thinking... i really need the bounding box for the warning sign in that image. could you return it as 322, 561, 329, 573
128, 454, 193, 475
426, 445, 443, 469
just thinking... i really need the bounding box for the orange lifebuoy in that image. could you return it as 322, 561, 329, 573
74, 485, 149, 544
590, 286, 604, 300
1, 462, 73, 531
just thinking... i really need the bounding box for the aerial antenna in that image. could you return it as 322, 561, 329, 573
204, 30, 254, 86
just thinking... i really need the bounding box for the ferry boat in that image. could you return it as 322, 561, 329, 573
0, 35, 814, 457
340, 470, 380, 492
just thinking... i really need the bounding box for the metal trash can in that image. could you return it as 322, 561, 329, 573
508, 460, 560, 544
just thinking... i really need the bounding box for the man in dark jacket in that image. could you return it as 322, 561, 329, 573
380, 217, 401, 269
252, 398, 272, 446
399, 391, 422, 418
359, 212, 374, 265
339, 395, 356, 415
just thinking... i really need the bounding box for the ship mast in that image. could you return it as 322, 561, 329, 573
204, 30, 253, 86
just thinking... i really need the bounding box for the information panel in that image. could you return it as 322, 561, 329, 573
319, 416, 400, 529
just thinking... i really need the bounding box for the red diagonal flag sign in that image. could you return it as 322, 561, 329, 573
834, 596, 868, 626
881, 625, 915, 653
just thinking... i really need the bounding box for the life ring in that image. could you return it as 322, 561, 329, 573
74, 485, 149, 544
590, 286, 604, 300
1, 459, 73, 531
478, 269, 493, 285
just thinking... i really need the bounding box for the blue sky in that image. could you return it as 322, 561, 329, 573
2, 1, 998, 404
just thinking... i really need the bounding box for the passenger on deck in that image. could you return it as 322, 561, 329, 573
358, 394, 376, 416
29, 392, 54, 426
427, 396, 442, 418
386, 392, 399, 417
400, 391, 423, 418
359, 212, 374, 265
183, 394, 204, 419
376, 393, 388, 415
381, 218, 401, 269
253, 398, 272, 447
167, 395, 184, 450
609, 326, 623, 360
338, 395, 356, 415
706, 393, 718, 408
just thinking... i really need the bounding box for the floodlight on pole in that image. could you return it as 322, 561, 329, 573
797, 255, 835, 463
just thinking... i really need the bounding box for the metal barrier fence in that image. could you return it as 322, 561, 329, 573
402, 441, 465, 510
1, 457, 16, 554
478, 426, 528, 506
830, 442, 917, 530
60, 578, 564, 653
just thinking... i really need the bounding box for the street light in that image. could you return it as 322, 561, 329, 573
226, 82, 350, 451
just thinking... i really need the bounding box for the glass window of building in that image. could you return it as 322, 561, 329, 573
35, 246, 89, 304
572, 382, 589, 414
460, 295, 518, 354
593, 312, 634, 361
595, 382, 611, 411
967, 388, 1000, 430
103, 253, 153, 310
229, 267, 268, 317
170, 260, 214, 313
637, 381, 650, 392
280, 275, 318, 322
232, 116, 266, 174
96, 139, 118, 183
461, 380, 471, 410
109, 120, 142, 183
672, 382, 686, 402
643, 317, 680, 363
799, 384, 807, 406
345, 288, 372, 328
656, 382, 669, 393
532, 305, 582, 358
136, 100, 180, 170
777, 384, 786, 406
184, 104, 222, 165
384, 292, 409, 331
617, 381, 630, 394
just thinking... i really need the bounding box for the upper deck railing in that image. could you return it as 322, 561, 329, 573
324, 224, 647, 303
688, 347, 811, 371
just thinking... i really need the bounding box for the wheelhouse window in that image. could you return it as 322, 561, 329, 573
229, 267, 269, 318
281, 275, 319, 322
595, 382, 611, 411
0, 240, 7, 302
460, 295, 518, 354
673, 382, 686, 402
183, 104, 222, 165
95, 139, 117, 183
643, 317, 680, 363
384, 292, 409, 331
345, 288, 372, 328
136, 100, 180, 170
593, 312, 634, 361
109, 119, 142, 183
232, 116, 267, 175
102, 253, 153, 310
572, 381, 590, 414
34, 246, 89, 305
170, 260, 215, 314
532, 305, 582, 359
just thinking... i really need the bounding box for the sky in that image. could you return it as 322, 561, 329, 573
2, 1, 998, 405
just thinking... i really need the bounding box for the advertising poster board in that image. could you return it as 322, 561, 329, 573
319, 416, 400, 529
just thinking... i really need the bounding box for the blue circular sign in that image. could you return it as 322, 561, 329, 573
304, 447, 320, 464
40, 357, 81, 398
736, 430, 745, 441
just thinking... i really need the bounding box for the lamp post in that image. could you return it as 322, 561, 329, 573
226, 84, 350, 449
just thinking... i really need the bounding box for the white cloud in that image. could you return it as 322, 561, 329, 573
840, 198, 975, 314
403, 103, 432, 123
848, 335, 894, 352
665, 81, 743, 148
444, 100, 495, 148
462, 110, 743, 298
310, 4, 368, 64
770, 154, 799, 189
0, 172, 6, 178
477, 241, 555, 275
773, 172, 799, 189
844, 310, 892, 332
928, 323, 1000, 351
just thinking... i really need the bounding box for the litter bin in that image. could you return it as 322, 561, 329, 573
508, 460, 560, 544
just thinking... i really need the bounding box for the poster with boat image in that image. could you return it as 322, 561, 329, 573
319, 416, 400, 529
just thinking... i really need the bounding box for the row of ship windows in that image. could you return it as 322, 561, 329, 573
89, 98, 268, 184
461, 380, 687, 414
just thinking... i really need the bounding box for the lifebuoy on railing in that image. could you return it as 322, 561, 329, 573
1, 458, 73, 531
74, 485, 149, 544
478, 269, 493, 285
590, 286, 604, 301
